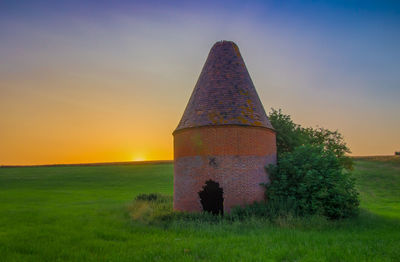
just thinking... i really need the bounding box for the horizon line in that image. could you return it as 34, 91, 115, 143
1, 155, 399, 168
0, 160, 173, 168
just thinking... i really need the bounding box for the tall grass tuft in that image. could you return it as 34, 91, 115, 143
128, 193, 173, 224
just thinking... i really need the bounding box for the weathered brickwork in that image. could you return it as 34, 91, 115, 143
174, 125, 276, 158
174, 126, 276, 213
173, 40, 277, 213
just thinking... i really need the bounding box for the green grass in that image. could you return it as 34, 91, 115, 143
0, 157, 399, 261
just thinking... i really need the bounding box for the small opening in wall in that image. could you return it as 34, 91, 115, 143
208, 157, 217, 168
198, 180, 224, 215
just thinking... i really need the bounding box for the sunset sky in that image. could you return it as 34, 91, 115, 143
1, 0, 399, 165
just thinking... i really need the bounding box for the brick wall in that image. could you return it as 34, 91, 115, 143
173, 125, 276, 213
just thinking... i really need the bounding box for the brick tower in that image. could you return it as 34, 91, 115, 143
173, 41, 276, 214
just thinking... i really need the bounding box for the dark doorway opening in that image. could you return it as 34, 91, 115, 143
198, 180, 224, 215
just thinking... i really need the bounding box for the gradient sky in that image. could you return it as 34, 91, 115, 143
1, 0, 399, 165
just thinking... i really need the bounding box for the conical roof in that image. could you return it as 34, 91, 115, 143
175, 41, 273, 132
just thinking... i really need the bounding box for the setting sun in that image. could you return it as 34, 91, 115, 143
132, 156, 146, 162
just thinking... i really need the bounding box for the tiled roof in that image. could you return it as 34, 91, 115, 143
175, 41, 273, 132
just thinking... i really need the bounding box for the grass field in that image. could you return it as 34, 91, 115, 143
0, 157, 399, 261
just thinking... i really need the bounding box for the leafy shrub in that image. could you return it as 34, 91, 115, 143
268, 108, 353, 170
266, 145, 359, 219
268, 108, 304, 157
265, 109, 358, 219
302, 127, 353, 170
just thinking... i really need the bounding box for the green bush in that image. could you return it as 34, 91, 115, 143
265, 109, 358, 219
268, 108, 304, 157
302, 127, 353, 170
268, 108, 353, 170
266, 145, 359, 219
